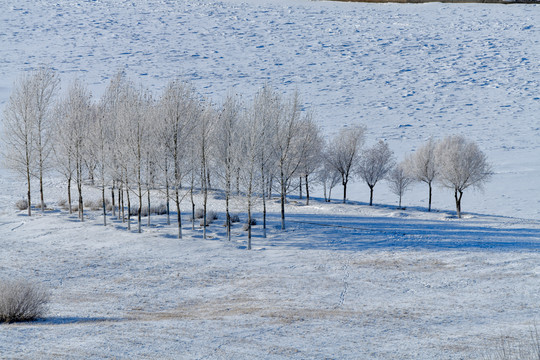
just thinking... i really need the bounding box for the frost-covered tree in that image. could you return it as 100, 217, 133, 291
435, 135, 492, 218
215, 92, 242, 241
159, 80, 198, 238
31, 68, 60, 213
296, 113, 323, 206
271, 90, 309, 230
251, 85, 280, 237
2, 73, 38, 216
358, 140, 395, 206
196, 102, 216, 240
2, 68, 59, 215
318, 153, 341, 203
239, 103, 264, 250
325, 125, 366, 204
405, 138, 438, 212
55, 79, 93, 221
388, 162, 414, 209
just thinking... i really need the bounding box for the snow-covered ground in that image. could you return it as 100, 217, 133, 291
1, 0, 540, 358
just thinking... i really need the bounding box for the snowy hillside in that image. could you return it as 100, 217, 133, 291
1, 0, 540, 359
1, 0, 539, 219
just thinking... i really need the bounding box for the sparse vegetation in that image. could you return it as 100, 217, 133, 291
15, 199, 28, 211
0, 279, 50, 324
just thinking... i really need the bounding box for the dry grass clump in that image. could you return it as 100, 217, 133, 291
0, 279, 50, 323
15, 199, 28, 211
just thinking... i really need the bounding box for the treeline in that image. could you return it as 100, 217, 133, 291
2, 68, 492, 248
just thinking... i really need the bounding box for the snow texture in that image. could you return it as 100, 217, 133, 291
1, 0, 540, 358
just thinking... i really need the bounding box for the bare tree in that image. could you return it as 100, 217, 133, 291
55, 79, 93, 221
404, 138, 438, 211
435, 135, 492, 218
2, 73, 38, 216
159, 80, 198, 239
251, 85, 279, 238
2, 68, 59, 215
358, 140, 395, 206
325, 125, 366, 204
196, 102, 216, 240
239, 103, 264, 250
215, 92, 242, 241
318, 154, 341, 203
271, 90, 308, 230
31, 68, 60, 213
296, 114, 323, 206
388, 162, 414, 209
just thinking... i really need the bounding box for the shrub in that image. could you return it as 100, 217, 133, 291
0, 279, 50, 323
15, 199, 28, 211
242, 218, 257, 231
230, 213, 240, 223
483, 329, 540, 360
194, 208, 204, 219
200, 210, 218, 227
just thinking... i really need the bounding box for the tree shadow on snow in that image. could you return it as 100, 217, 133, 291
269, 213, 540, 252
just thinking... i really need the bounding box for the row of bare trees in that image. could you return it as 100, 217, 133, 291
2, 69, 492, 246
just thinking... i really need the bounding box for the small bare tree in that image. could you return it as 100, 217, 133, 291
435, 135, 492, 218
2, 68, 59, 215
388, 162, 414, 209
215, 92, 242, 241
325, 125, 366, 204
2, 73, 38, 216
404, 138, 438, 211
358, 140, 395, 206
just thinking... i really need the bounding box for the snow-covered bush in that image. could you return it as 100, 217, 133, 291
15, 199, 28, 211
243, 218, 257, 231
200, 211, 218, 227
0, 279, 49, 323
230, 213, 240, 223
194, 208, 205, 219
484, 329, 540, 360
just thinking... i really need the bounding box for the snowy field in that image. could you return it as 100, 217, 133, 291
1, 0, 540, 358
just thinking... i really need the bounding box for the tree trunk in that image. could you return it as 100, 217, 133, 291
26, 146, 32, 217
102, 183, 107, 226
342, 175, 347, 204
39, 166, 45, 213
147, 185, 151, 227
299, 176, 303, 199
281, 183, 286, 230
262, 182, 267, 239
137, 187, 142, 233
455, 189, 463, 218
119, 182, 124, 223
78, 182, 83, 222
428, 183, 432, 212
305, 175, 310, 206
399, 194, 402, 209
165, 172, 170, 226
175, 188, 182, 239
126, 184, 131, 231
369, 185, 374, 206
67, 177, 72, 215
111, 180, 116, 218
247, 196, 252, 250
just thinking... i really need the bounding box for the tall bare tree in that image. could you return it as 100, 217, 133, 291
325, 125, 366, 204
358, 140, 395, 206
159, 80, 198, 239
2, 68, 59, 215
388, 161, 414, 209
435, 135, 492, 218
404, 138, 438, 211
215, 92, 242, 241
